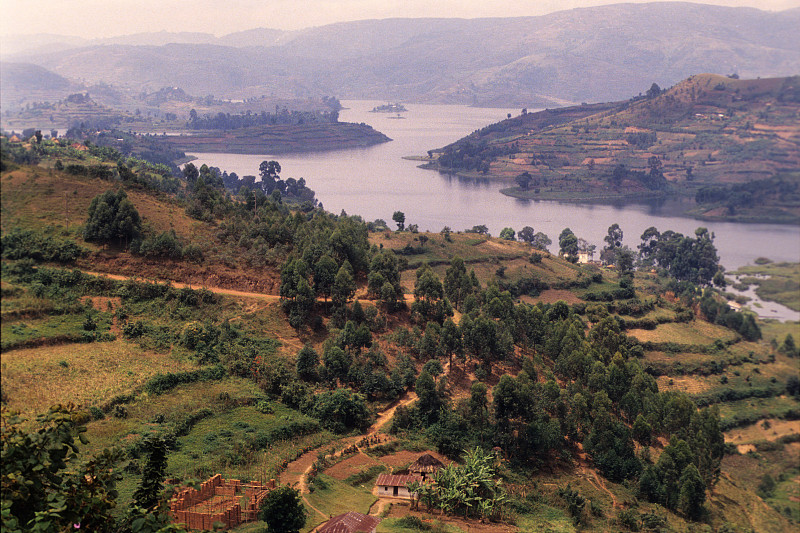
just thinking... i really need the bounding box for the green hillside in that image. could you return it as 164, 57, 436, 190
2, 137, 798, 532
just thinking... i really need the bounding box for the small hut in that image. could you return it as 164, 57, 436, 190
408, 454, 444, 480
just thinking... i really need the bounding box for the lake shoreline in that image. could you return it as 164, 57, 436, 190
407, 158, 800, 226
187, 100, 799, 271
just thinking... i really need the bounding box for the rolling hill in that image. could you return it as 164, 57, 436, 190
4, 3, 799, 107
2, 135, 798, 532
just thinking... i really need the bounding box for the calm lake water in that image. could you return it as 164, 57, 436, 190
189, 100, 800, 275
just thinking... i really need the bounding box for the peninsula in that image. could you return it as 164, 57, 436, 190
422, 74, 800, 224
158, 121, 392, 154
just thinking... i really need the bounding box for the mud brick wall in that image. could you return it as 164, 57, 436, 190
170, 475, 276, 530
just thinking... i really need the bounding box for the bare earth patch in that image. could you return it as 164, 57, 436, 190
525, 289, 583, 305
656, 375, 714, 395
736, 444, 757, 454
325, 453, 382, 481
725, 419, 800, 445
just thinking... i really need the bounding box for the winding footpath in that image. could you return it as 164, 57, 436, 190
78, 270, 434, 522
279, 390, 418, 521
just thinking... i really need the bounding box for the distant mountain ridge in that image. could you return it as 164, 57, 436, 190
3, 2, 800, 106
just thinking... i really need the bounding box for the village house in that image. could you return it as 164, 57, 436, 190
407, 453, 444, 481
317, 511, 380, 533
374, 473, 423, 499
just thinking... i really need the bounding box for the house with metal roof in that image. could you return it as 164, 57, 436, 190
374, 474, 423, 499
317, 511, 380, 533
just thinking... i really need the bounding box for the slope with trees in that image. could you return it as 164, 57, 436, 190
1, 140, 797, 532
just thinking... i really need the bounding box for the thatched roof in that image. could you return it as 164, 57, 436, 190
408, 453, 444, 474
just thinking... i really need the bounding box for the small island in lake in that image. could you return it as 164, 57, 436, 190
371, 103, 407, 113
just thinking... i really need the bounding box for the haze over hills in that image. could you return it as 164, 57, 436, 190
3, 2, 799, 107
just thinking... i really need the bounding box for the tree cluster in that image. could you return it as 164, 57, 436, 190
609, 163, 668, 191
695, 175, 799, 215
638, 227, 723, 286
409, 447, 506, 520
83, 189, 142, 246
387, 286, 725, 521
187, 109, 338, 130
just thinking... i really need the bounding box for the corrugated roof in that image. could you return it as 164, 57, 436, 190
317, 511, 381, 533
375, 474, 423, 487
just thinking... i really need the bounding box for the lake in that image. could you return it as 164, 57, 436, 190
188, 100, 800, 273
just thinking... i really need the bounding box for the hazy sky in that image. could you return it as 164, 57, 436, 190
2, 0, 799, 38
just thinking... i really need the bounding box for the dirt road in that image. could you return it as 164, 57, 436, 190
280, 390, 418, 522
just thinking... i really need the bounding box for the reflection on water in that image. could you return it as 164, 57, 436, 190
188, 100, 800, 273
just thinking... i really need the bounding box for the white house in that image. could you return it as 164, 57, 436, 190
375, 474, 423, 499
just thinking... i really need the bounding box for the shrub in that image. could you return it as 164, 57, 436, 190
641, 512, 666, 530
311, 389, 372, 433
143, 365, 226, 395
256, 400, 274, 414
618, 508, 640, 531
65, 163, 87, 175
393, 516, 431, 530
134, 230, 184, 259
590, 500, 604, 517
1, 229, 85, 263
558, 484, 586, 525
123, 320, 147, 338
174, 408, 213, 436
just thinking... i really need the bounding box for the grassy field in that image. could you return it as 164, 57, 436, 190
721, 442, 800, 525
81, 378, 263, 452
1, 339, 195, 416
628, 320, 739, 345
513, 506, 577, 533
371, 230, 593, 294
0, 311, 112, 350
726, 419, 800, 446
304, 474, 377, 531
378, 516, 469, 533
717, 396, 800, 429
79, 377, 339, 515
0, 167, 205, 241
168, 403, 332, 481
